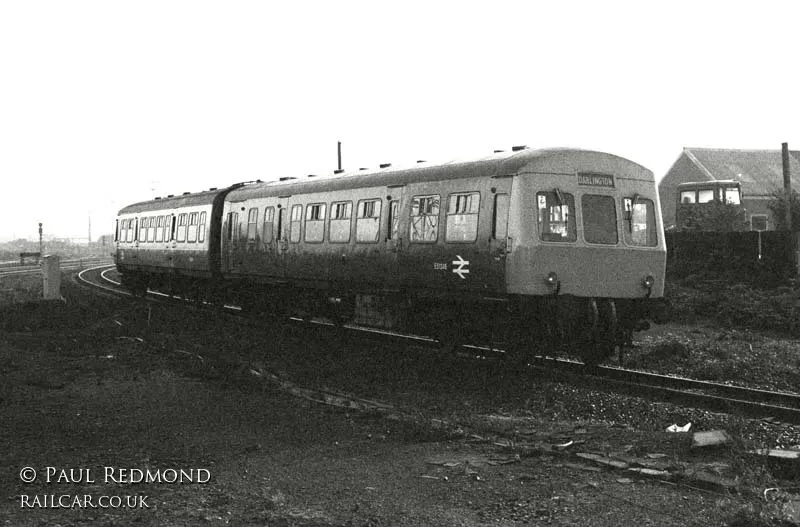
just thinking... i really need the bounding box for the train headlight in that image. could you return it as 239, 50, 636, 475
642, 274, 655, 297
545, 272, 560, 294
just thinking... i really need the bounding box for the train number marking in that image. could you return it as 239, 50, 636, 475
451, 255, 470, 279
433, 262, 448, 271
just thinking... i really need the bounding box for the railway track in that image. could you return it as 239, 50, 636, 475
77, 264, 800, 425
0, 257, 112, 277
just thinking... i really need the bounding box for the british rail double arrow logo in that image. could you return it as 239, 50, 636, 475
452, 255, 470, 279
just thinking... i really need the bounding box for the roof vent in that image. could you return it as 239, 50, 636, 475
379, 163, 392, 169
167, 194, 174, 198
155, 197, 161, 200
416, 160, 426, 163
182, 192, 190, 195
359, 168, 368, 171
209, 187, 217, 191
279, 176, 297, 182
307, 174, 317, 178
334, 169, 344, 174
511, 145, 528, 152
494, 149, 505, 153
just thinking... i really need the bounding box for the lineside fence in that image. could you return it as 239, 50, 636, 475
665, 231, 798, 284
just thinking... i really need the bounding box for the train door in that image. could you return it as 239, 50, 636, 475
384, 185, 404, 288
274, 198, 290, 278
487, 176, 513, 293
224, 210, 241, 272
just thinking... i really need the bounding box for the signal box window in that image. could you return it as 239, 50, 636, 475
246, 208, 258, 245
305, 203, 326, 243
410, 195, 440, 243
188, 212, 200, 243
356, 199, 381, 243
176, 214, 187, 242
680, 191, 696, 204
262, 207, 275, 245
751, 215, 768, 231
537, 191, 576, 242
697, 189, 715, 203
329, 201, 352, 243
582, 195, 618, 245
446, 192, 480, 242
724, 187, 741, 205
290, 205, 302, 243
198, 212, 207, 243
623, 197, 658, 247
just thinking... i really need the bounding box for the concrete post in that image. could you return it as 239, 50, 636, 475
42, 255, 61, 300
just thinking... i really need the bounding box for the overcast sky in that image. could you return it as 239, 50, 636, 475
2, 1, 799, 242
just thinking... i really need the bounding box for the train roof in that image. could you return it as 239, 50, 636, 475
226, 147, 652, 202
677, 180, 741, 189
117, 147, 652, 214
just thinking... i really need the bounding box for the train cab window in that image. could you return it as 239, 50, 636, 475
305, 203, 326, 243
329, 201, 352, 243
262, 207, 274, 245
176, 214, 187, 242
290, 205, 302, 243
493, 193, 509, 240
680, 191, 696, 204
724, 187, 741, 205
697, 189, 715, 203
387, 200, 399, 240
582, 195, 618, 245
198, 212, 207, 243
155, 216, 164, 243
356, 199, 382, 243
188, 212, 200, 243
446, 192, 480, 242
623, 197, 658, 247
410, 195, 440, 243
245, 208, 258, 245
537, 191, 576, 242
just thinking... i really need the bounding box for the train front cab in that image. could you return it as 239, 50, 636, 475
504, 151, 666, 364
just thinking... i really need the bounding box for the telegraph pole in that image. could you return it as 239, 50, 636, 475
38, 222, 43, 256
782, 142, 798, 274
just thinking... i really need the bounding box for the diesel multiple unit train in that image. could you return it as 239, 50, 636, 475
115, 147, 666, 364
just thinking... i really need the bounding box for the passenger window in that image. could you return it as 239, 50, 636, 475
155, 216, 164, 242
623, 197, 657, 247
176, 214, 187, 242
387, 200, 399, 240
246, 208, 258, 244
329, 201, 352, 243
446, 192, 480, 242
188, 212, 199, 243
263, 207, 274, 244
410, 195, 440, 243
290, 204, 302, 243
305, 203, 326, 243
582, 195, 618, 244
537, 191, 576, 242
356, 199, 381, 243
493, 193, 509, 240
198, 212, 207, 243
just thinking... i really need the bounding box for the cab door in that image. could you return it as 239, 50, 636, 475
274, 198, 290, 279
487, 176, 513, 293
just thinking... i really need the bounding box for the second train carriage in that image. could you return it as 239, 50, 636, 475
115, 147, 666, 364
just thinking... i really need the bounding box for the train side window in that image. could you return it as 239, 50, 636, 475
410, 195, 440, 243
446, 192, 480, 242
262, 207, 274, 244
304, 203, 326, 243
290, 204, 302, 243
155, 216, 164, 242
493, 193, 509, 240
148, 217, 156, 242
387, 200, 399, 240
246, 208, 258, 245
623, 197, 657, 247
188, 212, 199, 243
582, 194, 617, 245
329, 201, 352, 243
198, 212, 207, 243
680, 191, 696, 204
537, 191, 576, 242
697, 189, 714, 203
176, 213, 187, 242
356, 199, 381, 243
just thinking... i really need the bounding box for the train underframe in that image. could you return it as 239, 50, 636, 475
119, 266, 661, 366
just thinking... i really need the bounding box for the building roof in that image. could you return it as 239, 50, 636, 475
678, 148, 800, 196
